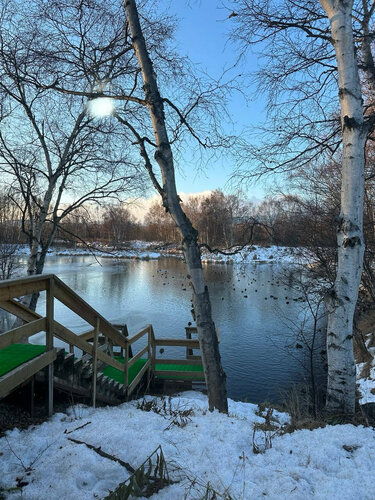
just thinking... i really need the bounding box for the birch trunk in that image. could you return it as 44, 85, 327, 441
320, 0, 367, 414
124, 0, 228, 412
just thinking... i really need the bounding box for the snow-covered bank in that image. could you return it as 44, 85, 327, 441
13, 242, 163, 261
0, 392, 374, 499
13, 242, 307, 265
201, 245, 306, 265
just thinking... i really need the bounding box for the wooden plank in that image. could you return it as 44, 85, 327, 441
154, 338, 200, 348
53, 277, 127, 348
92, 318, 99, 408
154, 370, 205, 379
124, 344, 129, 389
150, 325, 156, 371
78, 330, 95, 341
0, 274, 53, 289
0, 279, 48, 302
53, 321, 94, 356
0, 299, 41, 322
128, 345, 148, 368
51, 376, 123, 405
127, 325, 151, 345
128, 359, 151, 396
154, 358, 202, 366
46, 278, 54, 417
185, 327, 198, 333
0, 349, 56, 399
53, 321, 124, 372
0, 318, 47, 349
96, 350, 124, 372
46, 278, 54, 350
186, 355, 202, 360
112, 324, 129, 356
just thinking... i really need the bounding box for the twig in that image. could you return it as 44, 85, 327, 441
64, 421, 92, 435
5, 436, 55, 472
67, 437, 135, 473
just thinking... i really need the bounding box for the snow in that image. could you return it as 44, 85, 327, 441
13, 242, 308, 265
1, 392, 374, 499
201, 245, 307, 265
13, 243, 162, 261
357, 362, 375, 405
356, 333, 375, 405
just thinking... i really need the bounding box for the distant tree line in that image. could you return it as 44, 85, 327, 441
0, 186, 340, 249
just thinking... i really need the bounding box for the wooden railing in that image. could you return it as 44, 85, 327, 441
0, 274, 205, 414
0, 275, 152, 412
152, 328, 204, 379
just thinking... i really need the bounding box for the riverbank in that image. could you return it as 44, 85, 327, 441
14, 241, 307, 264
0, 392, 374, 500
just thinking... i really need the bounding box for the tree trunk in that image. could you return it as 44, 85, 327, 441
124, 0, 228, 412
321, 0, 367, 414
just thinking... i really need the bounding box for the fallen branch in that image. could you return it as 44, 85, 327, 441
64, 421, 91, 435
67, 438, 135, 473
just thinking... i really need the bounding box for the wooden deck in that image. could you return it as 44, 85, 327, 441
0, 274, 204, 414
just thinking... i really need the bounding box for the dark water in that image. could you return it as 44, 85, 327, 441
30, 255, 325, 404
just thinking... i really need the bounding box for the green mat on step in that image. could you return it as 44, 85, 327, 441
0, 344, 46, 378
101, 356, 204, 384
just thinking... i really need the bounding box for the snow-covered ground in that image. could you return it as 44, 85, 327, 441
356, 333, 375, 405
201, 245, 307, 265
1, 392, 374, 500
13, 242, 163, 261
13, 242, 308, 265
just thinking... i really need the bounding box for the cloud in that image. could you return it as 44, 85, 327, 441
126, 191, 214, 222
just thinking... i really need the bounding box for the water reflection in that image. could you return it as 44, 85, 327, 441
31, 255, 326, 403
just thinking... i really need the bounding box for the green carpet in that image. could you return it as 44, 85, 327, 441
102, 356, 204, 384
0, 344, 46, 378
0, 345, 204, 385
102, 358, 148, 385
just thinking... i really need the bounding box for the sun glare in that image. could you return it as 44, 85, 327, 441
87, 97, 115, 118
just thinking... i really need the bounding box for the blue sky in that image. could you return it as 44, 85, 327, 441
160, 0, 268, 200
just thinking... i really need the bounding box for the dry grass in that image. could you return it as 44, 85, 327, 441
278, 384, 375, 432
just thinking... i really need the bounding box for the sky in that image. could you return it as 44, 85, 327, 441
157, 0, 268, 200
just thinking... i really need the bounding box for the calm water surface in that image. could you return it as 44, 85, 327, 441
32, 255, 324, 403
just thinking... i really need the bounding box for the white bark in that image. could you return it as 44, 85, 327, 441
124, 0, 228, 412
321, 0, 367, 413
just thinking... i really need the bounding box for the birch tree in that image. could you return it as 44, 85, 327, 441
230, 0, 375, 413
319, 0, 366, 414
123, 0, 228, 412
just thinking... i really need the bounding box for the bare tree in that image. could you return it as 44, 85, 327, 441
122, 0, 228, 413
0, 0, 143, 297
230, 0, 375, 413
320, 0, 367, 414
11, 0, 232, 409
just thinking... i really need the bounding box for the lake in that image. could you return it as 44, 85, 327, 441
23, 255, 326, 404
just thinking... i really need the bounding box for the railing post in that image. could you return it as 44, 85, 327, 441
92, 317, 99, 408
151, 326, 156, 372
147, 327, 152, 387
46, 277, 54, 417
122, 324, 133, 358
185, 327, 192, 359
124, 340, 129, 396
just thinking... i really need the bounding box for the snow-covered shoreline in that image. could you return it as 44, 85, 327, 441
12, 242, 307, 265
0, 392, 374, 500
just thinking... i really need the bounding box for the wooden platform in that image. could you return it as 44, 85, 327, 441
0, 274, 205, 414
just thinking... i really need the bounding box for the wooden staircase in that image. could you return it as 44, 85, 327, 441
41, 347, 126, 405
0, 274, 204, 415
